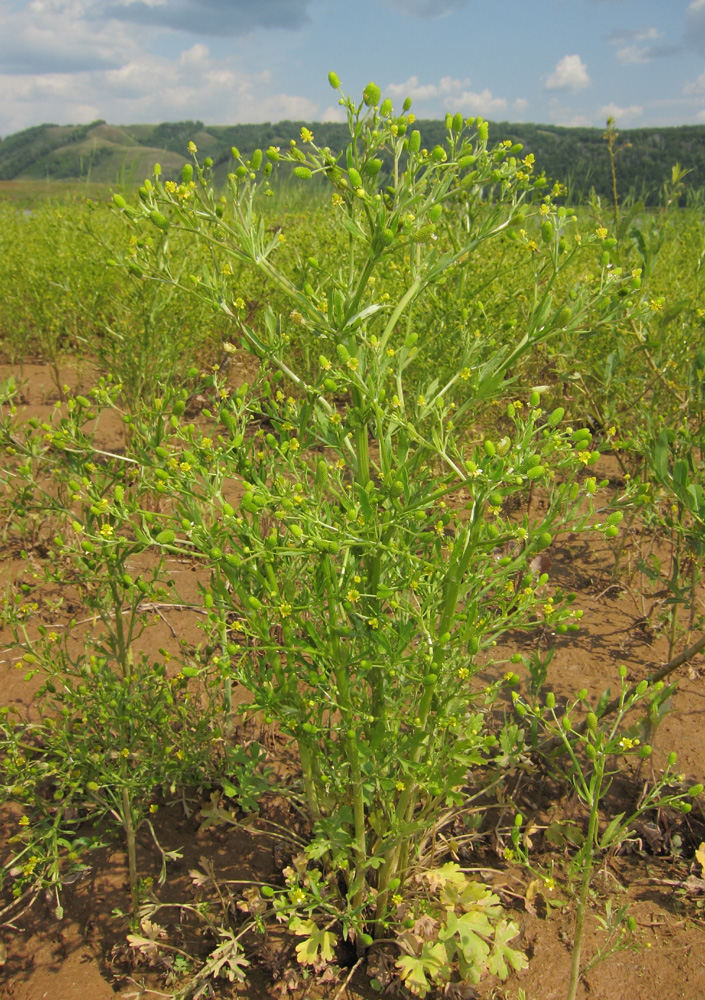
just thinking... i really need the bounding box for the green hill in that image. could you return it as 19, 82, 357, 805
1, 117, 704, 204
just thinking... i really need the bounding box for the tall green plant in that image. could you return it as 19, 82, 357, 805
104, 75, 645, 988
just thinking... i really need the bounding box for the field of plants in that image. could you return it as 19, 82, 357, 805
1, 77, 705, 1000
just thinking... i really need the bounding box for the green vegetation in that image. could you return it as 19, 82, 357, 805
3, 114, 705, 205
0, 75, 704, 999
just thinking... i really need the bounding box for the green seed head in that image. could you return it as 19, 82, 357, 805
328, 70, 341, 89
452, 112, 464, 132
408, 130, 421, 153
363, 81, 382, 106
293, 166, 312, 180
380, 98, 393, 116
250, 149, 263, 171
149, 209, 169, 231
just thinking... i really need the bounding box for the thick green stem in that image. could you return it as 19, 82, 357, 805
121, 786, 140, 920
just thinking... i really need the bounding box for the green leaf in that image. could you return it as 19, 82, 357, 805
292, 919, 337, 965
396, 941, 449, 997
487, 920, 528, 980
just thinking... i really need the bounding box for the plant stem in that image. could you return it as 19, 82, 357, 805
566, 758, 603, 1000
121, 786, 140, 920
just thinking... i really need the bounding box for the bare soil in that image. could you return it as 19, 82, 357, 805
2, 363, 705, 1000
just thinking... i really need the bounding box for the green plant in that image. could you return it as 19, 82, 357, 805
511, 668, 702, 1000
98, 74, 655, 993
0, 379, 268, 918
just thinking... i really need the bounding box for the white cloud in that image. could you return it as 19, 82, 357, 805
385, 75, 507, 117
514, 98, 529, 113
386, 74, 469, 102
321, 104, 346, 123
598, 102, 643, 125
684, 69, 705, 95
607, 26, 660, 45
545, 55, 590, 92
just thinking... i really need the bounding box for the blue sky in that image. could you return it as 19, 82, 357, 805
1, 0, 704, 136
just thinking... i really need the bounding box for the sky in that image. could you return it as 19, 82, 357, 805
1, 0, 705, 137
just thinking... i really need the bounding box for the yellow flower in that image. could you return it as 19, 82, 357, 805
300, 127, 314, 144
188, 141, 197, 153
19, 815, 29, 827
99, 523, 113, 538
596, 227, 608, 239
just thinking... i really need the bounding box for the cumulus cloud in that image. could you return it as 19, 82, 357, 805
599, 101, 643, 125
95, 0, 312, 36
684, 68, 705, 95
386, 75, 508, 116
0, 37, 315, 135
545, 55, 590, 92
0, 1, 131, 75
321, 104, 346, 123
608, 28, 680, 66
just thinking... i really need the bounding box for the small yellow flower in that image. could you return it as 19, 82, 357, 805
346, 588, 360, 603
188, 141, 197, 153
596, 227, 608, 239
300, 127, 314, 143
99, 523, 113, 538
391, 892, 403, 905
395, 780, 406, 791
18, 815, 29, 827
234, 297, 245, 309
